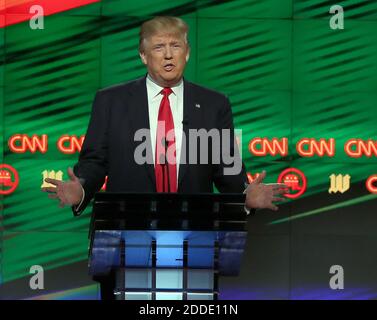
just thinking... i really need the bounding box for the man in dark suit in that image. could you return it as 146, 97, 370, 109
42, 16, 287, 299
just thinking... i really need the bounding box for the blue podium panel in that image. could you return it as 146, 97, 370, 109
156, 270, 183, 289
89, 230, 122, 275
124, 292, 152, 300
156, 292, 183, 300
218, 232, 248, 276
89, 229, 247, 300
90, 230, 247, 275
188, 270, 213, 290
187, 293, 214, 300
125, 269, 151, 288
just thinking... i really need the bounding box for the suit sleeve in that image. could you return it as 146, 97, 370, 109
72, 90, 109, 216
212, 96, 249, 194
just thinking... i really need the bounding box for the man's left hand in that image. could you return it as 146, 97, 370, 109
245, 170, 289, 211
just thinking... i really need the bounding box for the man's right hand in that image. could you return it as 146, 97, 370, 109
41, 167, 83, 208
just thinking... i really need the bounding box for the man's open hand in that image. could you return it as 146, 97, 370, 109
245, 170, 289, 211
41, 167, 83, 208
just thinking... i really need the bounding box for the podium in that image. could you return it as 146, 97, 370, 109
88, 193, 248, 300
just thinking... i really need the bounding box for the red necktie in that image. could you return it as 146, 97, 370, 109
155, 87, 177, 192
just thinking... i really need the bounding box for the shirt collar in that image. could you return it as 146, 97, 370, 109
146, 74, 183, 98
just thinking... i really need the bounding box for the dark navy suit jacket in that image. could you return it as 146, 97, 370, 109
73, 76, 248, 215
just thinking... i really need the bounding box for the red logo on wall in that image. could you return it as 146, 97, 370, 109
8, 134, 48, 153
366, 175, 377, 194
0, 164, 19, 195
278, 168, 307, 199
246, 172, 261, 183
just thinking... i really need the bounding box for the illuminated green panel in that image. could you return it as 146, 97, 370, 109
3, 85, 94, 162
197, 18, 292, 170
292, 91, 377, 165
294, 0, 377, 20
3, 160, 91, 232
197, 19, 292, 92
5, 15, 101, 89
101, 21, 144, 87
2, 231, 88, 284
198, 0, 292, 18
234, 90, 292, 168
244, 160, 293, 186
0, 23, 3, 88
293, 20, 377, 92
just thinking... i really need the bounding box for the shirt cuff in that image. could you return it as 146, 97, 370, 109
73, 186, 85, 215
243, 186, 252, 215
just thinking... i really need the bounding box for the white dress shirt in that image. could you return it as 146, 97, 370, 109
146, 74, 184, 178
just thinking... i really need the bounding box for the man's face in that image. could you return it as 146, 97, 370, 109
140, 32, 190, 87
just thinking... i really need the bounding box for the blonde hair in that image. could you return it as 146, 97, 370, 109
139, 16, 189, 53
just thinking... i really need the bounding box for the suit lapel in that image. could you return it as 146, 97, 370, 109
127, 76, 156, 190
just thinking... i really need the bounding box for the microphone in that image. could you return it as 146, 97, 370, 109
161, 137, 171, 193
159, 153, 166, 193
